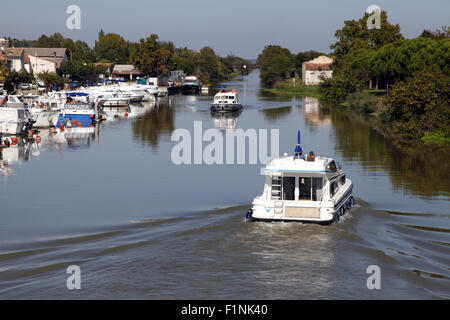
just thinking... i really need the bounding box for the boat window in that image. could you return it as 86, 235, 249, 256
340, 175, 346, 185
326, 161, 337, 172
282, 177, 295, 201
330, 181, 339, 197
271, 177, 281, 200
312, 177, 323, 201
299, 177, 312, 200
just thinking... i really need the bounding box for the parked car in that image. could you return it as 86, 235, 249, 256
19, 83, 31, 90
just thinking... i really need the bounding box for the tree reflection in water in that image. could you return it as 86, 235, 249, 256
132, 100, 175, 148
331, 110, 450, 198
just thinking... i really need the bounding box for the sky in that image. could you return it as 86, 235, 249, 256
1, 0, 449, 58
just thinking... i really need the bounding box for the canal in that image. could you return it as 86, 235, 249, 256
0, 70, 448, 299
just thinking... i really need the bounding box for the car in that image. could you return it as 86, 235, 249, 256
20, 83, 31, 90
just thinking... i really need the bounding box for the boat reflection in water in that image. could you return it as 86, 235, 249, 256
302, 97, 331, 127
102, 101, 156, 121
0, 135, 32, 176
0, 123, 100, 176
37, 124, 99, 150
210, 110, 242, 131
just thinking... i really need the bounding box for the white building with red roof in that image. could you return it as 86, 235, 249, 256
302, 56, 334, 85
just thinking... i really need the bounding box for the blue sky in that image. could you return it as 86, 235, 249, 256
1, 0, 449, 58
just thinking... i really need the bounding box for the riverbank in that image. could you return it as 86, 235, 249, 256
325, 90, 450, 147
263, 79, 323, 98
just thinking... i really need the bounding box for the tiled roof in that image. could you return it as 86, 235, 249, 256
22, 48, 67, 58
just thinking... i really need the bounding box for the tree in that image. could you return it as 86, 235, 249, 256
420, 27, 449, 40
369, 38, 450, 85
128, 34, 174, 76
4, 71, 34, 93
383, 67, 449, 139
331, 11, 403, 58
257, 45, 294, 88
198, 47, 223, 84
172, 49, 200, 75
38, 71, 65, 91
94, 32, 129, 64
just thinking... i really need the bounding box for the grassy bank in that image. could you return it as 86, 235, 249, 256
263, 79, 323, 98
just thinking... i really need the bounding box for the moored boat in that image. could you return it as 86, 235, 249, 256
181, 75, 201, 94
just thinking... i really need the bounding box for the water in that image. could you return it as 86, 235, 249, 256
0, 70, 448, 299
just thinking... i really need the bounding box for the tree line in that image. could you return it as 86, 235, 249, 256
1, 31, 250, 92
318, 11, 449, 145
257, 47, 325, 88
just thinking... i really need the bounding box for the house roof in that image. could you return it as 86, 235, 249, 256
4, 48, 24, 58
112, 64, 141, 75
22, 48, 68, 58
303, 55, 334, 71
304, 63, 332, 71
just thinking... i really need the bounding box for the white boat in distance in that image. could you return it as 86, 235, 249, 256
247, 131, 354, 224
211, 88, 243, 112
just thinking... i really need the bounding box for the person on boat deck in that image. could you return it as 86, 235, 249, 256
306, 151, 316, 162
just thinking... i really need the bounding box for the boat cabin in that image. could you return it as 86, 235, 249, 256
263, 155, 344, 203
213, 90, 239, 104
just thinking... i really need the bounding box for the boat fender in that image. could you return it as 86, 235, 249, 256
334, 214, 340, 223
246, 209, 253, 220
350, 196, 355, 205
340, 206, 345, 216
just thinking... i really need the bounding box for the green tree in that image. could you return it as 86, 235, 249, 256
198, 47, 223, 84
94, 32, 129, 64
172, 49, 200, 75
257, 45, 294, 88
128, 34, 173, 76
4, 71, 34, 93
369, 38, 450, 85
383, 67, 449, 139
38, 71, 65, 91
331, 11, 403, 58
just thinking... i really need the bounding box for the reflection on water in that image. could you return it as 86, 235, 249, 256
260, 106, 292, 121
302, 97, 331, 128
132, 99, 175, 148
0, 69, 448, 299
211, 110, 242, 131
331, 110, 450, 198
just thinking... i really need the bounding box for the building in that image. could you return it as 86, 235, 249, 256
1, 47, 68, 74
0, 37, 9, 48
23, 48, 68, 73
112, 64, 142, 80
3, 48, 26, 72
302, 56, 334, 85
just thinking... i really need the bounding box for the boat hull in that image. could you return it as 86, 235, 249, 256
181, 84, 200, 94
248, 184, 353, 224
57, 113, 94, 127
211, 103, 243, 112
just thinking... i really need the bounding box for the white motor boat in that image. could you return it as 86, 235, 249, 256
211, 88, 243, 112
0, 96, 35, 134
247, 131, 354, 224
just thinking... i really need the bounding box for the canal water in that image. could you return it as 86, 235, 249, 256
0, 70, 448, 299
